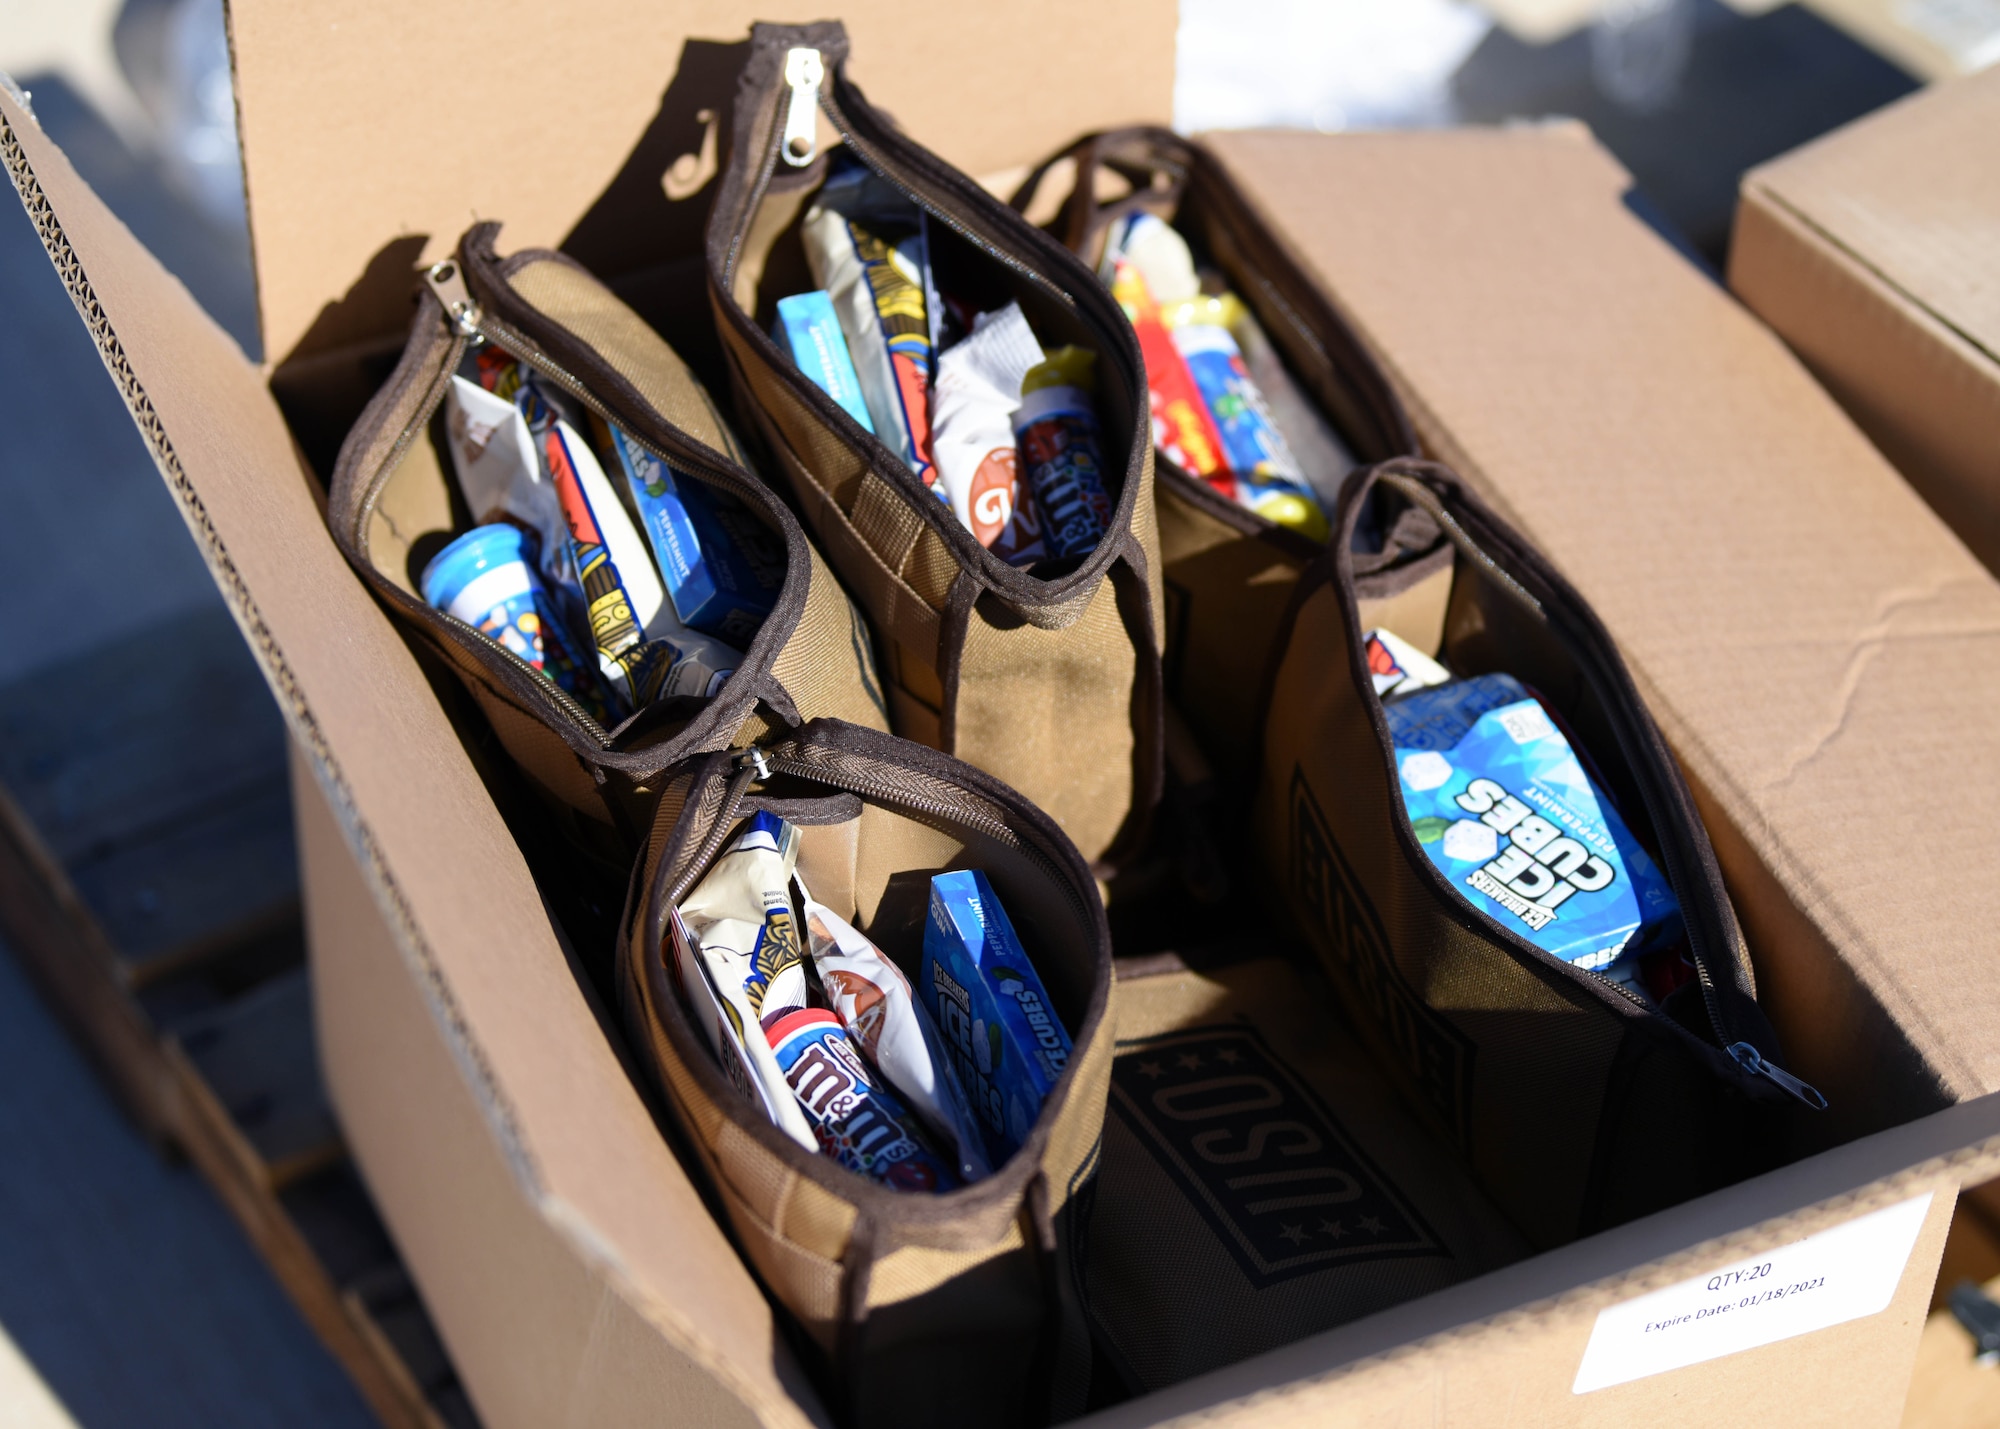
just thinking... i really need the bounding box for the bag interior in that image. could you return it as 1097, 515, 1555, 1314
728, 143, 1144, 546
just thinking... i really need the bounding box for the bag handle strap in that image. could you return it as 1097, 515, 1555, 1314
1009, 126, 1194, 264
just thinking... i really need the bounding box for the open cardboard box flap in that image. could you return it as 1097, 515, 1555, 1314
230, 0, 1177, 369
11, 28, 2000, 1424
0, 79, 817, 1429
1731, 65, 2000, 579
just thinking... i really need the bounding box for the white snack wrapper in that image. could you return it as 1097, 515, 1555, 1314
1102, 212, 1200, 304
1367, 626, 1452, 698
678, 814, 813, 1143
443, 376, 573, 588
798, 880, 993, 1182
666, 905, 816, 1148
931, 303, 1047, 566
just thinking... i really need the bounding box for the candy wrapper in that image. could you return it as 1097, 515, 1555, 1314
799, 886, 992, 1182
1013, 347, 1113, 560
1222, 295, 1358, 514
1388, 674, 1682, 974
1163, 295, 1327, 541
931, 302, 1046, 566
802, 156, 938, 488
665, 905, 816, 1149
921, 870, 1071, 1166
1105, 254, 1227, 481
765, 1009, 962, 1193
1163, 295, 1307, 486
600, 422, 782, 649
774, 290, 876, 435
1366, 627, 1451, 699
679, 812, 812, 1034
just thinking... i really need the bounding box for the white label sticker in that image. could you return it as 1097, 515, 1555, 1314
1572, 1191, 1933, 1394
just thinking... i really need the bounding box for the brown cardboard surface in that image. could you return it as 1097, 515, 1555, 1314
228, 1, 1177, 366
1200, 125, 2000, 1145
294, 743, 781, 1429
14, 61, 2000, 1420
1732, 67, 2000, 577
1081, 1099, 1998, 1427
0, 86, 814, 1429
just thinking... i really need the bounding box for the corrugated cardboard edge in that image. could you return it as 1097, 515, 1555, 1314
1731, 176, 2000, 577
0, 96, 816, 1429
0, 95, 536, 1198
1079, 1105, 2000, 1427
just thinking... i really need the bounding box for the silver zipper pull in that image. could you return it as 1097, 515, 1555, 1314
1728, 1042, 1827, 1109
425, 259, 483, 338
781, 48, 824, 168
735, 744, 773, 780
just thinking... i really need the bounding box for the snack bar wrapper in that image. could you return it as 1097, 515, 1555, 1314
1366, 627, 1451, 698
1223, 295, 1359, 515
1102, 213, 1226, 480
600, 422, 782, 648
765, 1009, 962, 1193
921, 870, 1072, 1167
665, 905, 816, 1149
774, 290, 875, 435
1013, 347, 1113, 560
679, 812, 811, 1034
802, 155, 937, 488
1165, 295, 1327, 541
798, 887, 992, 1182
540, 417, 680, 713
1387, 674, 1682, 973
931, 302, 1046, 566
1164, 295, 1306, 483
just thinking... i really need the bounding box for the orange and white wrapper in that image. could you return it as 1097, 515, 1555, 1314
931, 302, 1047, 566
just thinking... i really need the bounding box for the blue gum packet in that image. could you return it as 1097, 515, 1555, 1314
602, 426, 784, 648
921, 870, 1071, 1167
1386, 673, 1681, 972
774, 290, 876, 435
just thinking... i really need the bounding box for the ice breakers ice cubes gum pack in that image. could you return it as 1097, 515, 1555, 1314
1386, 673, 1681, 975
921, 870, 1071, 1167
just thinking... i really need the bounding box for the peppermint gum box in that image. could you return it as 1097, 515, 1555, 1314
601, 423, 783, 648
921, 869, 1071, 1165
1388, 673, 1680, 974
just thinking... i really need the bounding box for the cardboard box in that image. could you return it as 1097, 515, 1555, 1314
10, 14, 2000, 1424
1731, 67, 2000, 578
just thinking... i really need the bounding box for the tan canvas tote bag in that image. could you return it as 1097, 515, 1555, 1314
704, 22, 1163, 868
620, 718, 1113, 1427
329, 223, 887, 849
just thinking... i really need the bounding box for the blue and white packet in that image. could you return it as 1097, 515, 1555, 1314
602, 425, 784, 648
921, 870, 1071, 1167
1386, 674, 1681, 973
774, 290, 876, 435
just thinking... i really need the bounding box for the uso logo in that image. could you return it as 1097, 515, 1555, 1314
1110, 1025, 1445, 1288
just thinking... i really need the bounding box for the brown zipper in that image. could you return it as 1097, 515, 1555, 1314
354, 256, 787, 748
1361, 468, 1822, 1107
716, 46, 1148, 601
